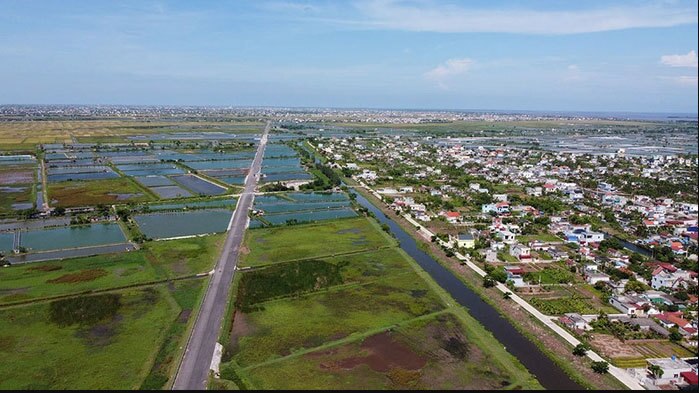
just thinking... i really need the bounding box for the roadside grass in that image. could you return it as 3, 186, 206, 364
243, 312, 528, 390
241, 217, 395, 267
48, 177, 154, 207
0, 286, 178, 389
0, 234, 224, 305
140, 279, 207, 390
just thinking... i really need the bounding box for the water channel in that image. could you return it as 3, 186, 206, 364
351, 189, 582, 390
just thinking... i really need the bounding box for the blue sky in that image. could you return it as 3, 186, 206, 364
0, 0, 697, 113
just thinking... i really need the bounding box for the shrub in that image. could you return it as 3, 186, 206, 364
591, 361, 609, 374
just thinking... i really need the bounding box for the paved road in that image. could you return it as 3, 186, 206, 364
172, 121, 270, 390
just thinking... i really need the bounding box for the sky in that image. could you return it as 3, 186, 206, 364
0, 0, 697, 113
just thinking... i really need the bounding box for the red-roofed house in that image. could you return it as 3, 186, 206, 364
440, 211, 461, 224
680, 371, 698, 386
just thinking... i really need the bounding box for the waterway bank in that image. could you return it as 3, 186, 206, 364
349, 188, 583, 390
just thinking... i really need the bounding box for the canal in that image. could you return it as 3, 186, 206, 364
602, 231, 653, 257
351, 189, 582, 390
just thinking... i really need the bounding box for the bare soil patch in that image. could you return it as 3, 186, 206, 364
335, 332, 427, 372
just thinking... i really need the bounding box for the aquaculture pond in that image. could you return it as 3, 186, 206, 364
148, 185, 192, 199
184, 160, 251, 170
133, 209, 231, 239
143, 197, 237, 211
262, 172, 313, 182
19, 223, 127, 252
258, 208, 357, 226
252, 192, 357, 227
170, 174, 227, 196
134, 176, 176, 187
0, 232, 14, 252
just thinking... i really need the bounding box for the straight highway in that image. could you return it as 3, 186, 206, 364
172, 121, 270, 390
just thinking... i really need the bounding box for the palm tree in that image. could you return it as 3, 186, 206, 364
648, 364, 664, 380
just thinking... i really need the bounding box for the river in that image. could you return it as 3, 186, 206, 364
351, 189, 582, 390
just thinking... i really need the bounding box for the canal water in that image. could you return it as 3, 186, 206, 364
602, 231, 653, 257
351, 189, 582, 390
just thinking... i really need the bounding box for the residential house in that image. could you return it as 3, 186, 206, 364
451, 233, 475, 249
510, 243, 532, 261
586, 272, 611, 286
646, 358, 694, 386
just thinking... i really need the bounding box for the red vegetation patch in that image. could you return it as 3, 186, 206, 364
46, 269, 108, 284
334, 332, 426, 372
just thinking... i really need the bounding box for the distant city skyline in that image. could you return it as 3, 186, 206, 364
0, 0, 697, 113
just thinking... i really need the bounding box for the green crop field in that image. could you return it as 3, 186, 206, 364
0, 234, 224, 305
219, 217, 542, 390
240, 217, 395, 267
48, 177, 154, 207
0, 286, 178, 389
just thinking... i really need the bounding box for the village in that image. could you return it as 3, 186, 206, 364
313, 133, 698, 390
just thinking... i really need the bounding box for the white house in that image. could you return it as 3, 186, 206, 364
646, 358, 694, 385
496, 230, 516, 244
586, 272, 611, 285
493, 193, 508, 202
510, 243, 532, 260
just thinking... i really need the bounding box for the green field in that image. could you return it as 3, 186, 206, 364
529, 296, 608, 316
141, 279, 206, 389
240, 217, 394, 267
0, 234, 223, 305
220, 217, 542, 389
523, 266, 574, 284
244, 312, 526, 390
0, 286, 178, 389
48, 177, 154, 207
230, 271, 445, 368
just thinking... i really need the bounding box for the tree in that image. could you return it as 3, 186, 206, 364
483, 276, 496, 288
503, 291, 512, 299
572, 343, 588, 357
591, 361, 609, 374
648, 364, 664, 379
490, 269, 508, 283
50, 206, 66, 216
668, 326, 683, 342
624, 279, 647, 294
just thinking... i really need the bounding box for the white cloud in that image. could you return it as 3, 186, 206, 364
424, 58, 473, 89
660, 50, 698, 68
352, 0, 697, 35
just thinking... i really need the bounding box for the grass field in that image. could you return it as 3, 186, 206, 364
244, 312, 524, 390
230, 271, 446, 368
140, 279, 206, 389
240, 217, 395, 267
48, 177, 154, 207
529, 296, 605, 315
219, 216, 542, 389
0, 286, 178, 389
0, 234, 224, 305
